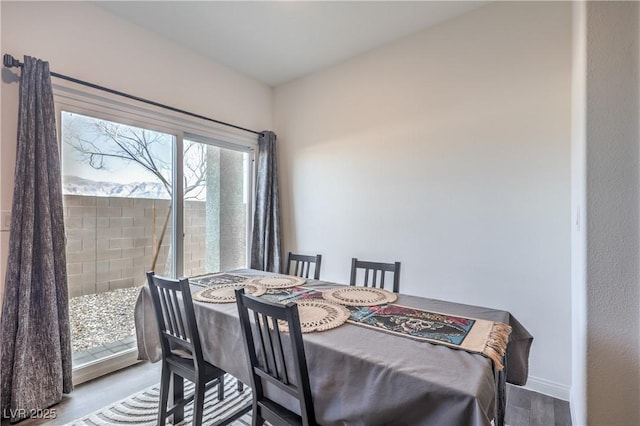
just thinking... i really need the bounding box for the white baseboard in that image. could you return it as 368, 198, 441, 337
520, 375, 570, 401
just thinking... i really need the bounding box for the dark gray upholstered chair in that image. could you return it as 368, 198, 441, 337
286, 252, 322, 280
235, 288, 318, 426
146, 272, 227, 426
350, 258, 401, 293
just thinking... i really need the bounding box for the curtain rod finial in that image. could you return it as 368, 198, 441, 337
3, 54, 22, 68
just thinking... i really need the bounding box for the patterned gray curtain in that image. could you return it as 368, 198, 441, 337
0, 56, 73, 423
250, 131, 282, 272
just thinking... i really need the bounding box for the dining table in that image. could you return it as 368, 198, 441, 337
134, 269, 533, 426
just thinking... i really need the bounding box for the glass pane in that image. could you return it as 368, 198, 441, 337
61, 111, 175, 366
183, 139, 249, 276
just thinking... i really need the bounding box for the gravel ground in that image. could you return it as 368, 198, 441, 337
69, 286, 143, 352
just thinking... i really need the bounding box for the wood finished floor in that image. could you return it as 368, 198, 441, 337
2, 361, 571, 426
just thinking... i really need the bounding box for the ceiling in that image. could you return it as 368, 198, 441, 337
96, 1, 486, 87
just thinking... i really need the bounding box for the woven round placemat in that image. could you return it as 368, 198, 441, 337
322, 286, 397, 307
193, 283, 266, 303
244, 275, 306, 289
280, 300, 351, 333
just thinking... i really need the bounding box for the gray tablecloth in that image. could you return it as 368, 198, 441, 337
135, 269, 532, 426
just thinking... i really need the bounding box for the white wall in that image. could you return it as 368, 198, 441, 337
570, 2, 587, 424
274, 1, 572, 399
584, 2, 640, 425
0, 1, 273, 306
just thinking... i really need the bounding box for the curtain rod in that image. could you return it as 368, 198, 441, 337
2, 54, 263, 137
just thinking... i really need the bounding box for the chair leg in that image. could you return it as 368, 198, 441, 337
252, 403, 264, 426
157, 364, 171, 426
192, 380, 206, 426
171, 373, 184, 424
218, 375, 225, 401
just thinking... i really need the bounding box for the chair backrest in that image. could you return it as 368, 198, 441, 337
350, 258, 401, 293
286, 252, 322, 280
146, 271, 204, 366
235, 288, 316, 425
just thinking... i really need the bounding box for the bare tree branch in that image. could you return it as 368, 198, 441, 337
64, 119, 209, 200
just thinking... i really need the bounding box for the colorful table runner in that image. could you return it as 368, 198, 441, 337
262, 286, 511, 370
190, 273, 249, 287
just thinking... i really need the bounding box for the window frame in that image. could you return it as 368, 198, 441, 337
53, 80, 257, 277
53, 80, 257, 383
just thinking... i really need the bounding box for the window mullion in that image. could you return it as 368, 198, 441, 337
174, 133, 185, 278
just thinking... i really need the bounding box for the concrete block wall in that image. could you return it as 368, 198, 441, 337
184, 199, 207, 276
64, 195, 209, 297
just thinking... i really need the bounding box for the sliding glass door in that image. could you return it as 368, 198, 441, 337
183, 137, 251, 277
58, 105, 254, 382
61, 111, 175, 373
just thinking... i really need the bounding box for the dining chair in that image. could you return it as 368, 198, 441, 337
286, 252, 322, 280
350, 258, 401, 293
146, 271, 227, 426
235, 288, 318, 426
